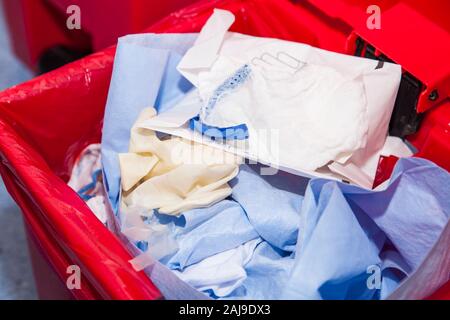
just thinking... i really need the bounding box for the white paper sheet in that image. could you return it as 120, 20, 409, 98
138, 9, 406, 188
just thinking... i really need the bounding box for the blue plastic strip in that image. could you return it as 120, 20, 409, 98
77, 169, 102, 201
190, 116, 249, 140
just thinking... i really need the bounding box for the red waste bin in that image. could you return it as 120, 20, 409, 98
0, 0, 448, 300
1, 0, 195, 71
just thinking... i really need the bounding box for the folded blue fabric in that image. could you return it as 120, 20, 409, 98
101, 33, 197, 213
282, 157, 450, 300
230, 163, 308, 252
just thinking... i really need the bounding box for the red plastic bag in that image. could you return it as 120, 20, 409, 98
0, 0, 448, 300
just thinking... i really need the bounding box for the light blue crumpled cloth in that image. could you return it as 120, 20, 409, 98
153, 200, 259, 270
144, 162, 306, 299
131, 161, 305, 300
225, 241, 295, 300
282, 157, 450, 300
230, 163, 308, 252
101, 33, 197, 213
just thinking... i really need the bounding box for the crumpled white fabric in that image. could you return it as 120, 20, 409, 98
85, 196, 108, 225
68, 144, 102, 191
68, 144, 108, 224
172, 239, 262, 298
120, 108, 241, 215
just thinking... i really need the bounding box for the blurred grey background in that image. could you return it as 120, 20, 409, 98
0, 4, 37, 300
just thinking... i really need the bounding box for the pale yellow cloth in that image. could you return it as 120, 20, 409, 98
119, 108, 241, 216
